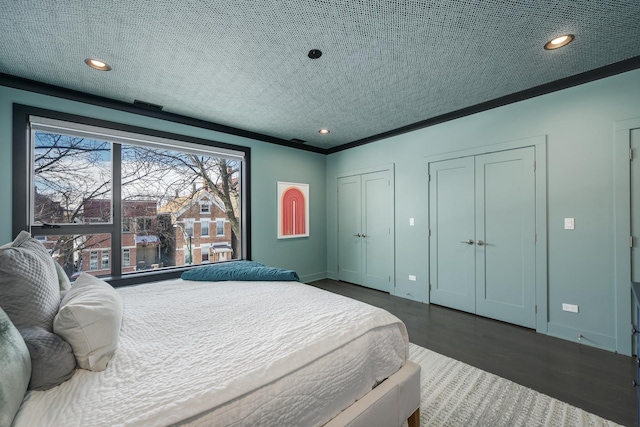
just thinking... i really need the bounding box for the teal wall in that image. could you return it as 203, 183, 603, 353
0, 86, 327, 282
3, 68, 640, 354
326, 68, 640, 354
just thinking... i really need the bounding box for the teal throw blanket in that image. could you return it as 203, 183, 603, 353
181, 261, 300, 282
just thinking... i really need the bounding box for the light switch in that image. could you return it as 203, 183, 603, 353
409, 218, 415, 226
564, 218, 574, 230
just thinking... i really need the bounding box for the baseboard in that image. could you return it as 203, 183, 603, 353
300, 271, 328, 283
392, 286, 428, 303
547, 322, 617, 353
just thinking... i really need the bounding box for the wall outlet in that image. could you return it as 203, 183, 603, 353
409, 218, 415, 226
562, 303, 579, 313
408, 275, 416, 281
564, 218, 575, 230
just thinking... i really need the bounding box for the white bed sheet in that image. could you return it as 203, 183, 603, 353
14, 279, 408, 427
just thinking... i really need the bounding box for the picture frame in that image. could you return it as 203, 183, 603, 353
277, 181, 309, 239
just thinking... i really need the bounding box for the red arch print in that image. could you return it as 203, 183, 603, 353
281, 187, 306, 236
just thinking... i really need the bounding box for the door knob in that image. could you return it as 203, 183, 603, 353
353, 233, 362, 237
361, 234, 366, 238
477, 240, 485, 246
460, 239, 474, 245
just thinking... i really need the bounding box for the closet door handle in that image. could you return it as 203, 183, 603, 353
477, 240, 485, 246
460, 239, 474, 245
353, 233, 362, 237
361, 234, 366, 238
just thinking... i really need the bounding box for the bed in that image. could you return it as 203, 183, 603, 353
0, 235, 420, 427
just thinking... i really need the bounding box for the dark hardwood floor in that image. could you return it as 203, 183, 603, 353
309, 279, 636, 427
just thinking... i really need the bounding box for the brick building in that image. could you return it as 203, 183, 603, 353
159, 190, 233, 266
78, 199, 169, 276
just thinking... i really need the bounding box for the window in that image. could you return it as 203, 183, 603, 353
101, 250, 110, 269
90, 251, 99, 270
201, 244, 210, 262
14, 106, 249, 283
201, 219, 210, 237
157, 215, 171, 232
183, 246, 193, 264
216, 218, 225, 236
184, 219, 195, 237
136, 217, 152, 232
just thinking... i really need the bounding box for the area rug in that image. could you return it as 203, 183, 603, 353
408, 343, 622, 427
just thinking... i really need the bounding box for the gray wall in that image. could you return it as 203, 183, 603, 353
326, 68, 640, 354
0, 86, 327, 282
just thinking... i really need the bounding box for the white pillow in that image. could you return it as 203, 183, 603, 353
53, 273, 123, 371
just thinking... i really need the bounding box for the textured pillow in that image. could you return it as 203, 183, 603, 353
54, 273, 123, 371
0, 307, 31, 427
20, 327, 76, 391
0, 231, 60, 331
54, 261, 71, 291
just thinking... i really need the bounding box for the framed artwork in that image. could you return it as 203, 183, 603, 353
277, 182, 309, 239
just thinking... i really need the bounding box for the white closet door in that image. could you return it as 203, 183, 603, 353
429, 157, 476, 313
338, 170, 393, 292
429, 147, 536, 329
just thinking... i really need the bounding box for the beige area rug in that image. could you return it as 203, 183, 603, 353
408, 343, 622, 427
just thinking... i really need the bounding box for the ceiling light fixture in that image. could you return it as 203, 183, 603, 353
84, 58, 112, 71
308, 49, 322, 59
319, 129, 330, 134
544, 34, 574, 50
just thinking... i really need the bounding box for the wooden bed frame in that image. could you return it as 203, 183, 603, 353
325, 360, 421, 427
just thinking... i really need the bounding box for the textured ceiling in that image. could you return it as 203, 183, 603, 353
1, 1, 639, 151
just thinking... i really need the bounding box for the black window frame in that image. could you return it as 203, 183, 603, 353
12, 104, 251, 287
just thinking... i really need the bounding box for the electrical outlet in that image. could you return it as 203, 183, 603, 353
562, 303, 579, 313
409, 218, 415, 226
564, 218, 575, 230
408, 275, 416, 281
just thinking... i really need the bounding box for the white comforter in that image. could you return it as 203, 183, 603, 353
14, 279, 408, 426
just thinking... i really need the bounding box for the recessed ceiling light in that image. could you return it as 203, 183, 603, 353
319, 129, 330, 134
544, 34, 574, 50
84, 58, 112, 71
